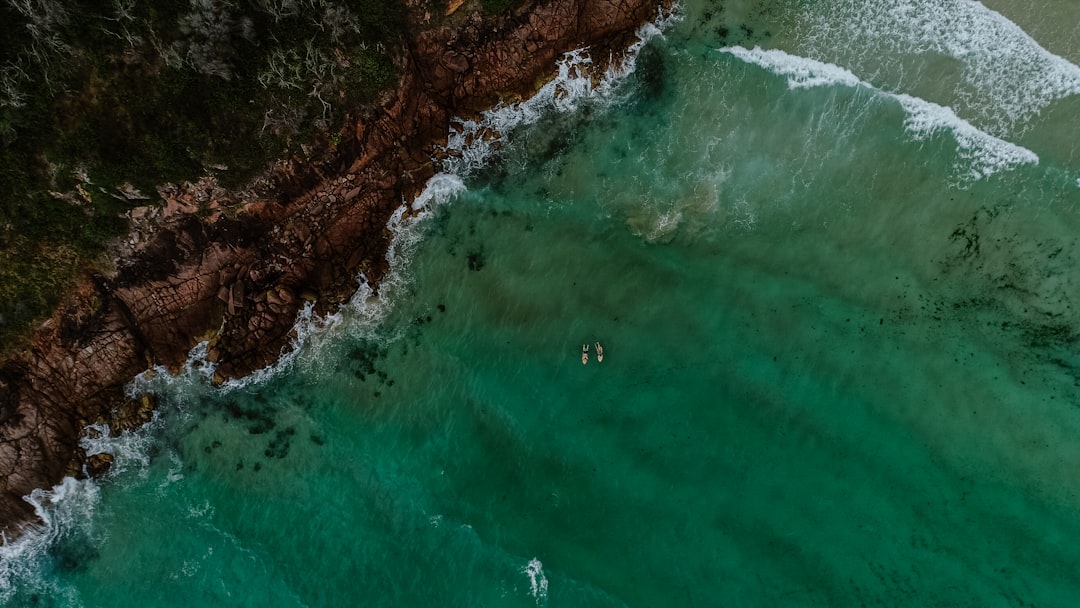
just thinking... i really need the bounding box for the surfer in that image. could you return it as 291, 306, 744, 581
582, 343, 589, 365
595, 342, 604, 363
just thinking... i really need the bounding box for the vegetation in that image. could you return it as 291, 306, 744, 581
0, 0, 408, 351
480, 0, 525, 13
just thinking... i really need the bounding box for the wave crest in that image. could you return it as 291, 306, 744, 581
722, 46, 1039, 181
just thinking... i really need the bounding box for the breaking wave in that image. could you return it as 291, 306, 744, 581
522, 558, 550, 606
721, 46, 1039, 180
790, 0, 1080, 135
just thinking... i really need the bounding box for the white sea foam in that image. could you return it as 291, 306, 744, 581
731, 198, 758, 232
79, 422, 156, 479
441, 5, 681, 177
644, 209, 683, 243
791, 0, 1080, 135
126, 338, 218, 399
336, 172, 467, 344
722, 46, 1039, 180
522, 558, 550, 606
219, 301, 339, 391
893, 92, 1040, 180
0, 399, 182, 604
0, 477, 95, 606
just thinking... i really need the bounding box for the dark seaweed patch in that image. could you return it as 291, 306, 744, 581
348, 339, 388, 382
264, 427, 295, 459
51, 534, 98, 574
467, 250, 486, 271
635, 43, 667, 100
431, 206, 452, 236
1021, 322, 1076, 350
222, 400, 276, 435
949, 224, 980, 259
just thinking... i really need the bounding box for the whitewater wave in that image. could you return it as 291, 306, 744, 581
721, 46, 1039, 181
522, 558, 550, 606
0, 478, 96, 606
791, 0, 1080, 135
79, 422, 157, 480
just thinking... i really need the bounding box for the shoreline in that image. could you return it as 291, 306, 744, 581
0, 0, 667, 540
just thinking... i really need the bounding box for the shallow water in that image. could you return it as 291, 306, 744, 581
6, 1, 1080, 606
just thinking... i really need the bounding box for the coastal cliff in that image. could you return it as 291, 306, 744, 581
0, 0, 664, 539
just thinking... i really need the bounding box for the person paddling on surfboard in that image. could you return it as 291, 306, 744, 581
595, 342, 604, 363
582, 343, 589, 365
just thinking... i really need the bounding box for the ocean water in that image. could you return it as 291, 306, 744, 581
6, 1, 1080, 605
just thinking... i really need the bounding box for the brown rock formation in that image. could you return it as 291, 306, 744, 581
0, 0, 665, 539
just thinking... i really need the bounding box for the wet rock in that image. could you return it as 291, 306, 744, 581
85, 453, 114, 478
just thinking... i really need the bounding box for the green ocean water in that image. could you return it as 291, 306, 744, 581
6, 0, 1080, 605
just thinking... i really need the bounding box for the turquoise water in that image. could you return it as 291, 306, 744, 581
7, 1, 1080, 605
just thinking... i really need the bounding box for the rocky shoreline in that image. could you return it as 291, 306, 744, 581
0, 0, 665, 539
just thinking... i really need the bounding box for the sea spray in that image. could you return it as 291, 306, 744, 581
214, 301, 347, 392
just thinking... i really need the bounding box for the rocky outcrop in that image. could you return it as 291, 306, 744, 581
0, 0, 665, 539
